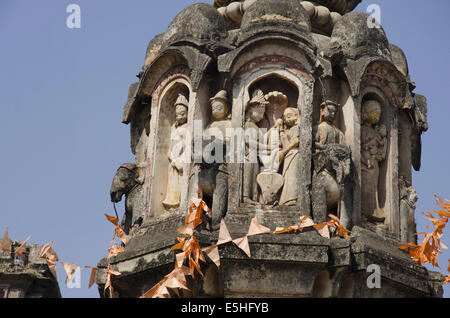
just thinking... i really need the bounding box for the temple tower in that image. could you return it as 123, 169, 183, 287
97, 0, 443, 298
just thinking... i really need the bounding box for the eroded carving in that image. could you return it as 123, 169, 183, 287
110, 163, 146, 235
360, 100, 387, 224
399, 177, 418, 244
312, 101, 352, 226
197, 90, 232, 229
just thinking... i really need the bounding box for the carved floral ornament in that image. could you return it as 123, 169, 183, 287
360, 61, 407, 109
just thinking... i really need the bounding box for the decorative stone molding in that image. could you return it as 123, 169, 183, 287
360, 61, 407, 109
214, 0, 345, 35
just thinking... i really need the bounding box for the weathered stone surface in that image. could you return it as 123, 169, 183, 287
99, 0, 439, 299
0, 242, 61, 298
331, 11, 391, 60
165, 3, 228, 47
238, 0, 312, 46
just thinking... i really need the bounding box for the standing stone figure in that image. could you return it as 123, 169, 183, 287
278, 107, 301, 206
399, 177, 418, 244
196, 90, 232, 229
162, 94, 189, 210
361, 100, 387, 223
243, 89, 269, 204
312, 100, 352, 226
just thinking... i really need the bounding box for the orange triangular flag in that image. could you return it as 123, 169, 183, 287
62, 262, 80, 285
217, 219, 232, 245
46, 260, 58, 279
191, 197, 203, 208
300, 216, 315, 228
177, 223, 195, 236
233, 236, 251, 258
1, 228, 12, 253
165, 271, 189, 291
107, 243, 125, 259
314, 223, 330, 239
176, 252, 186, 269
202, 245, 220, 268
274, 225, 302, 234
104, 213, 119, 226
115, 226, 128, 245
88, 267, 97, 288
14, 236, 31, 255
444, 275, 450, 285
39, 241, 59, 262
247, 217, 271, 236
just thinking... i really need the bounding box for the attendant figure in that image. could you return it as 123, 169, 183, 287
162, 94, 189, 210
278, 107, 301, 206
361, 100, 387, 223
315, 100, 345, 151
243, 89, 270, 203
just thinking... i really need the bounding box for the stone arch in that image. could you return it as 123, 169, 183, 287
358, 87, 399, 235
146, 77, 194, 219
336, 272, 355, 298
360, 60, 407, 109
229, 65, 314, 215
311, 270, 333, 298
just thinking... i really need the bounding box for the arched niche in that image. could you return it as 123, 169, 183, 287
230, 66, 314, 215
358, 87, 399, 235
248, 75, 300, 130
146, 76, 193, 219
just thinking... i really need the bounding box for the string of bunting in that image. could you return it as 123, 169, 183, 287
139, 196, 271, 298
2, 195, 449, 297
0, 211, 129, 296
398, 195, 450, 284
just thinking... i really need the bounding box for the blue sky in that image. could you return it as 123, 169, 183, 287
0, 0, 448, 298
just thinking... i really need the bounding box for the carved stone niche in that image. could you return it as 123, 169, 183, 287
145, 73, 194, 221
229, 63, 314, 222
357, 89, 399, 236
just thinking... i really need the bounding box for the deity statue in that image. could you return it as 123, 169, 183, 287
312, 100, 352, 226
162, 94, 189, 210
195, 90, 232, 229
256, 91, 288, 205
315, 100, 345, 151
278, 107, 301, 206
243, 89, 269, 204
207, 90, 232, 142
361, 100, 387, 224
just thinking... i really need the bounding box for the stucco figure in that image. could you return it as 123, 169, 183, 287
162, 94, 189, 210
361, 100, 387, 224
